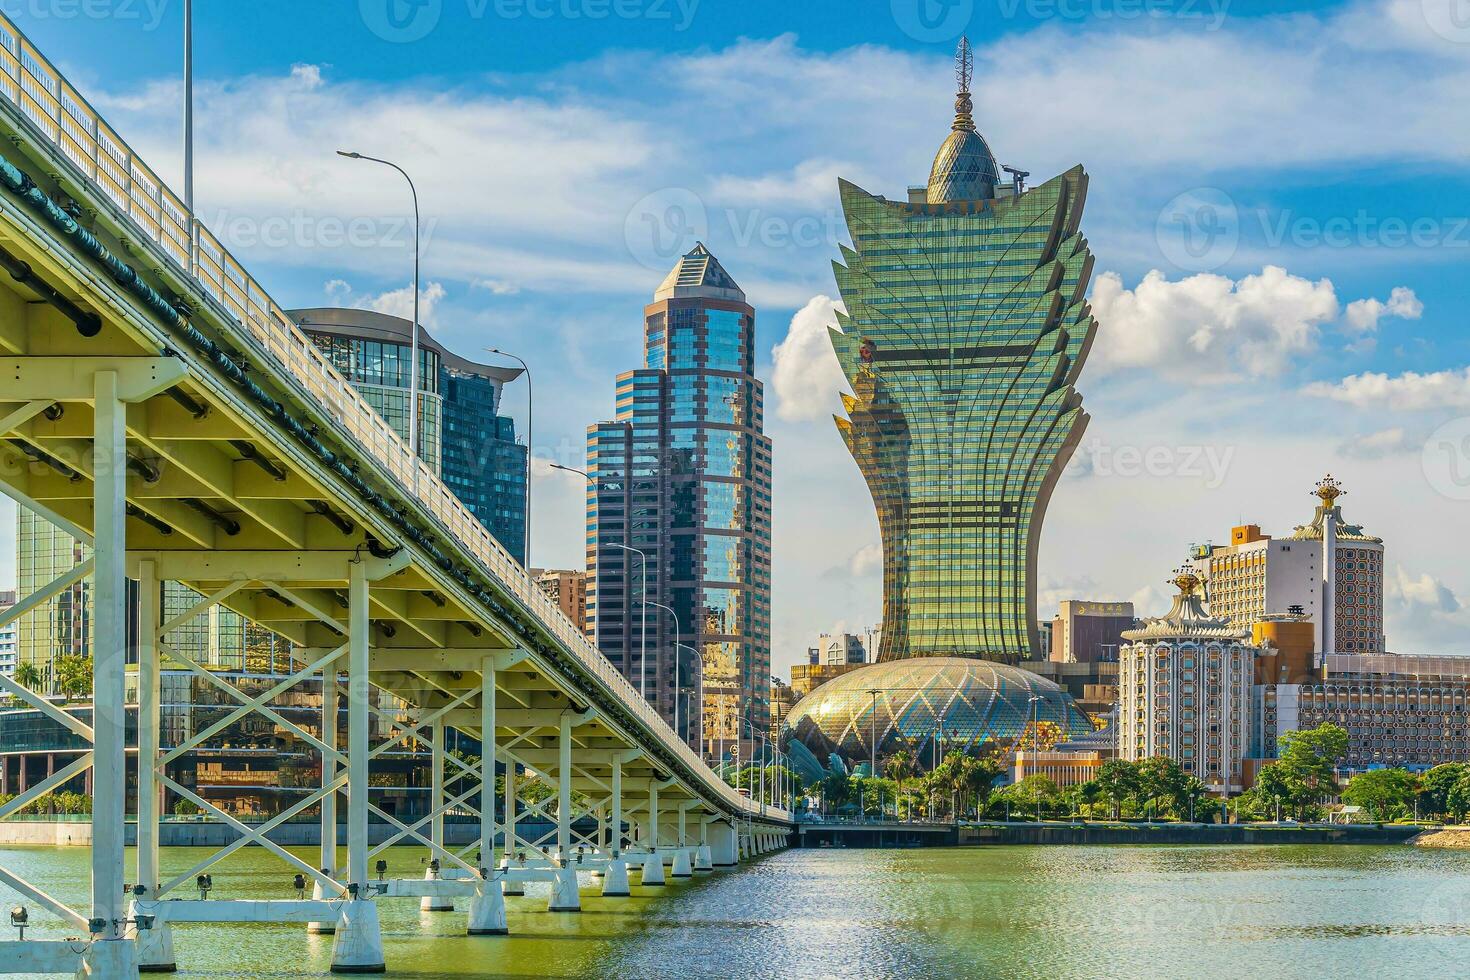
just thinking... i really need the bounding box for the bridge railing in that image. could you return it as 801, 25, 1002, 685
0, 13, 782, 822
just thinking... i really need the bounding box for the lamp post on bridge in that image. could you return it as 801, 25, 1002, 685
335, 150, 423, 479
645, 600, 686, 744
485, 347, 533, 567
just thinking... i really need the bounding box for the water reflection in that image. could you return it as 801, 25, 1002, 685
2, 844, 1469, 978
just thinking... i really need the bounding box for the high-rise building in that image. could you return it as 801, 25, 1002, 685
827, 40, 1094, 664
783, 40, 1099, 774
0, 589, 17, 679
585, 244, 773, 752
291, 308, 529, 564
1189, 476, 1383, 657
1049, 600, 1135, 663
1119, 571, 1257, 795
533, 569, 588, 634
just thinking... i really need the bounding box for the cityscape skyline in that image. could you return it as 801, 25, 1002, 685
0, 2, 1463, 679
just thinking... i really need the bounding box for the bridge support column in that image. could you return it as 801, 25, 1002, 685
91, 372, 128, 955
134, 560, 175, 972
499, 769, 522, 896
75, 936, 137, 978
695, 818, 713, 872
641, 781, 665, 885
332, 562, 383, 974
420, 721, 454, 912
672, 804, 694, 877
708, 820, 737, 867
310, 672, 340, 935
468, 656, 507, 935
548, 713, 580, 912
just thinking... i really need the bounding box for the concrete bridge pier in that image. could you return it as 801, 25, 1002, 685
466, 879, 508, 936
330, 899, 385, 975
601, 858, 631, 897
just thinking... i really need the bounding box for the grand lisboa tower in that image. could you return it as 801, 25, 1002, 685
783, 40, 1097, 775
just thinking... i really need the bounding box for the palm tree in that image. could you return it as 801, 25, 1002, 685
884, 749, 916, 820
13, 660, 43, 692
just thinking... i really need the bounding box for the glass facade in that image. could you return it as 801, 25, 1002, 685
587, 245, 773, 753
295, 308, 528, 565
829, 76, 1095, 665
442, 370, 529, 565
782, 657, 1093, 765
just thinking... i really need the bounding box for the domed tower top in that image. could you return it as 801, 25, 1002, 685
926, 37, 999, 204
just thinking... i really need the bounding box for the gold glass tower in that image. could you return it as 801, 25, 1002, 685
829, 40, 1096, 664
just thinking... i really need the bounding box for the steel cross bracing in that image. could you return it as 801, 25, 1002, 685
0, 10, 790, 978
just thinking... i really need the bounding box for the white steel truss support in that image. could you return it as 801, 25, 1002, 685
480, 656, 497, 869
92, 370, 129, 944
136, 560, 161, 903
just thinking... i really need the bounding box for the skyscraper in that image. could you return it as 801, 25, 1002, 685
586, 244, 773, 753
828, 40, 1095, 664
291, 308, 529, 565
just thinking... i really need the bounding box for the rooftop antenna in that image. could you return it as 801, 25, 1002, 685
1002, 164, 1030, 194
956, 36, 973, 94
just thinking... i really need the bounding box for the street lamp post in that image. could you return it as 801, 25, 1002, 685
867, 689, 879, 821
1028, 694, 1044, 824
548, 459, 648, 701
646, 600, 682, 740
485, 348, 532, 566
336, 151, 422, 470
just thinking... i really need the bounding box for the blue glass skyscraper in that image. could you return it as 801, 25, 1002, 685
586, 245, 773, 752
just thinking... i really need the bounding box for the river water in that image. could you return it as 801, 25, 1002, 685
3, 843, 1469, 978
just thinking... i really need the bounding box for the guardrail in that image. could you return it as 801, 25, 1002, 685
0, 12, 784, 824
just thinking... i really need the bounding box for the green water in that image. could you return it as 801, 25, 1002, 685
3, 844, 1470, 978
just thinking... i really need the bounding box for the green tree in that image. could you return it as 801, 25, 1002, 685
1417, 763, 1469, 821
53, 654, 92, 700
1274, 723, 1349, 819
885, 749, 917, 802
1448, 773, 1470, 823
1095, 760, 1141, 819
1005, 774, 1061, 819
1068, 780, 1104, 819
1253, 763, 1293, 821
13, 661, 43, 692
1342, 768, 1418, 822
1136, 757, 1190, 820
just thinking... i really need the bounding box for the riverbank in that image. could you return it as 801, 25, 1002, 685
796, 820, 1424, 848
1412, 826, 1470, 848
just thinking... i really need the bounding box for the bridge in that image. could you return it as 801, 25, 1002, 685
0, 14, 791, 976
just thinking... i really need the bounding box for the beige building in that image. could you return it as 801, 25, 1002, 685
1190, 476, 1383, 657
1049, 600, 1134, 663
533, 569, 588, 635
1119, 571, 1258, 795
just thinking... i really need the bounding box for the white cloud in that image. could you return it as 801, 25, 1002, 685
1088, 266, 1339, 381
1340, 427, 1410, 460
1302, 367, 1470, 411
710, 159, 867, 209
1344, 286, 1423, 335
1388, 566, 1462, 616
324, 280, 448, 329
771, 295, 846, 422
848, 543, 882, 578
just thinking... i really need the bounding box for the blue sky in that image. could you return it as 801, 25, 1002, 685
6, 0, 1470, 667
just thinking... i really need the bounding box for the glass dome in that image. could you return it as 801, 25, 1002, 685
782, 657, 1094, 768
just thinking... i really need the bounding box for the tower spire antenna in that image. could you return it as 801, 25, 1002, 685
951, 37, 975, 132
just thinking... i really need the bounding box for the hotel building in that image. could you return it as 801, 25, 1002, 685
1119, 571, 1257, 795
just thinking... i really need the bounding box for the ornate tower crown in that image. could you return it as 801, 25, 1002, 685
953, 36, 974, 132
1171, 567, 1202, 596
1314, 474, 1344, 505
